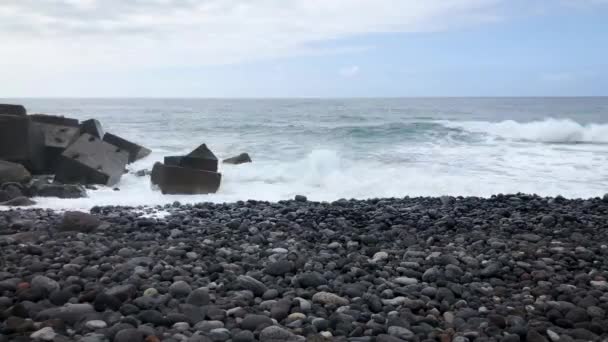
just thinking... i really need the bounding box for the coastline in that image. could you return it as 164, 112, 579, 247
1, 194, 608, 341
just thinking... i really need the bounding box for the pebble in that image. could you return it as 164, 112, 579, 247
30, 327, 56, 341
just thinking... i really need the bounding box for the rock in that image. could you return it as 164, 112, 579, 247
37, 303, 95, 324
393, 277, 418, 286
0, 160, 31, 184
541, 215, 556, 228
169, 281, 192, 298
0, 104, 26, 116
265, 260, 294, 276
80, 119, 104, 139
312, 292, 349, 306
31, 276, 59, 295
165, 144, 218, 172
85, 320, 108, 329
59, 211, 101, 233
1, 196, 36, 206
387, 326, 415, 340
297, 272, 327, 288
30, 327, 56, 341
372, 251, 389, 262
151, 163, 221, 195
187, 288, 210, 306
270, 298, 292, 321
223, 153, 252, 165
232, 330, 255, 342
103, 133, 151, 164
194, 320, 224, 332
480, 262, 502, 277
114, 328, 144, 342
54, 134, 129, 186
0, 114, 45, 172
259, 326, 302, 342
236, 275, 267, 297
241, 314, 273, 331
294, 195, 307, 202
526, 329, 548, 342
31, 183, 87, 199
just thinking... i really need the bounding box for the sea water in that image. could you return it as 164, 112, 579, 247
5, 97, 608, 210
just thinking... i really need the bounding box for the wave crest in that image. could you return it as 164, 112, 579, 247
442, 118, 608, 143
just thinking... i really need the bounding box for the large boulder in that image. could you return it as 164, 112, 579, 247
0, 104, 26, 116
0, 114, 45, 173
0, 160, 32, 184
80, 119, 104, 139
59, 211, 101, 233
151, 163, 221, 195
223, 153, 252, 165
164, 143, 218, 172
54, 134, 129, 186
103, 133, 151, 163
30, 114, 81, 172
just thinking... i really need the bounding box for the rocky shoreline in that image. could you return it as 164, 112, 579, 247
1, 194, 608, 342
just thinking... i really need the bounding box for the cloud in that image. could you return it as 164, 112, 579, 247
0, 0, 505, 72
340, 65, 361, 78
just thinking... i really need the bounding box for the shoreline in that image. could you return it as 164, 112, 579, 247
1, 194, 608, 341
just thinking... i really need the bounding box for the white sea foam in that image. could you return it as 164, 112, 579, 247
442, 118, 608, 143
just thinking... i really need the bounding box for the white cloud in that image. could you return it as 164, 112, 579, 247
0, 0, 504, 73
340, 65, 361, 78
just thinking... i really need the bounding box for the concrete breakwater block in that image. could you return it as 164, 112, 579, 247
0, 104, 26, 116
223, 152, 252, 165
80, 119, 104, 139
30, 114, 81, 172
54, 134, 129, 186
151, 163, 221, 194
103, 133, 151, 163
0, 114, 46, 173
164, 143, 218, 172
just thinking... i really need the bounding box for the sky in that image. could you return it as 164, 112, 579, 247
0, 0, 607, 97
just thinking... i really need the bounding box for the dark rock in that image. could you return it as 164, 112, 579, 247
223, 153, 252, 165
187, 288, 210, 306
0, 160, 31, 184
54, 134, 129, 186
114, 328, 144, 342
0, 104, 26, 116
236, 276, 267, 297
1, 196, 36, 207
295, 195, 307, 202
151, 163, 221, 195
526, 329, 548, 342
265, 260, 294, 276
30, 182, 87, 199
240, 314, 273, 331
232, 330, 255, 342
103, 133, 151, 163
59, 211, 101, 233
297, 272, 326, 288
270, 298, 292, 321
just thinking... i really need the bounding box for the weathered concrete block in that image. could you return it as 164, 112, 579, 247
151, 163, 221, 194
30, 114, 79, 127
103, 133, 151, 163
0, 115, 45, 173
223, 153, 252, 165
80, 119, 104, 139
0, 104, 26, 116
30, 114, 81, 172
164, 144, 219, 172
54, 134, 129, 186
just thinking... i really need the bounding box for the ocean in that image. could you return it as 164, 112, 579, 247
6, 97, 608, 210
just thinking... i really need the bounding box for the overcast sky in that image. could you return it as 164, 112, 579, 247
1, 0, 607, 97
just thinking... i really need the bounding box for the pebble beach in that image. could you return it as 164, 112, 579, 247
2, 194, 608, 341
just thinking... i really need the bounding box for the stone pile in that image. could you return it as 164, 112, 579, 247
0, 103, 151, 205
0, 194, 607, 341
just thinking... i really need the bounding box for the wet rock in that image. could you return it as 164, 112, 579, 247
0, 160, 31, 184
223, 153, 252, 165
1, 196, 36, 207
59, 211, 101, 233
